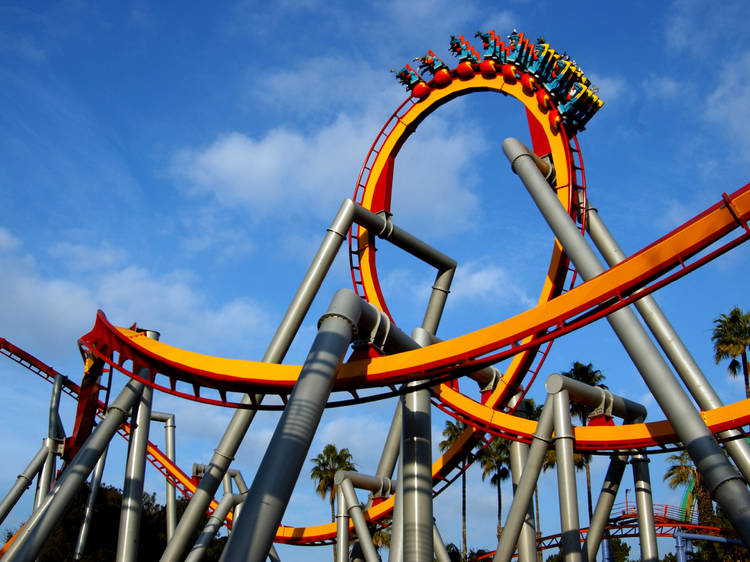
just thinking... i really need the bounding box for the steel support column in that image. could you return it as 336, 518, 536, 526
390, 435, 404, 562
552, 390, 582, 562
433, 522, 452, 562
162, 200, 361, 561
35, 373, 65, 510
583, 195, 750, 480
165, 199, 449, 561
403, 328, 437, 562
631, 454, 658, 562
117, 380, 154, 562
494, 394, 554, 562
339, 478, 380, 562
503, 137, 750, 546
152, 412, 177, 541
186, 493, 243, 562
222, 289, 420, 561
336, 486, 349, 562
508, 395, 537, 562
74, 446, 108, 560
583, 454, 628, 561
0, 443, 48, 525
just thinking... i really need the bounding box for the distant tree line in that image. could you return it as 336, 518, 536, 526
4, 484, 226, 561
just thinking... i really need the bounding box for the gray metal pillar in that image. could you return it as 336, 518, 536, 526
674, 531, 687, 562
222, 473, 233, 496
552, 390, 582, 562
186, 493, 242, 562
339, 478, 380, 562
375, 403, 402, 481
229, 469, 248, 523
152, 412, 177, 542
583, 454, 628, 562
403, 328, 435, 562
390, 435, 404, 562
268, 544, 281, 562
433, 522, 452, 562
336, 472, 396, 562
220, 290, 377, 561
4, 377, 145, 561
583, 197, 750, 480
35, 373, 65, 510
337, 486, 350, 562
74, 446, 108, 560
508, 396, 537, 562
494, 394, 554, 562
631, 454, 658, 562
117, 379, 155, 561
222, 473, 234, 530
0, 443, 48, 525
503, 137, 750, 546
164, 199, 367, 561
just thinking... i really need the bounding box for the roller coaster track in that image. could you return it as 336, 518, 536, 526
471, 502, 737, 559
6, 30, 750, 550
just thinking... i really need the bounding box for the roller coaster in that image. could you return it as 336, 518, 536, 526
2, 29, 750, 562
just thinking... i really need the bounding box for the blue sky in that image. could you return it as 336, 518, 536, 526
1, 0, 750, 559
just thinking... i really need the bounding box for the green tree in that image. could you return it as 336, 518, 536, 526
476, 437, 511, 540
446, 542, 463, 562
6, 484, 223, 561
310, 443, 356, 523
440, 419, 469, 562
372, 518, 391, 554
712, 306, 750, 399
310, 444, 356, 562
686, 506, 748, 561
663, 449, 714, 525
561, 361, 604, 520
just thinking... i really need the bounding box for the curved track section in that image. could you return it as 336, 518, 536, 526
79, 181, 750, 408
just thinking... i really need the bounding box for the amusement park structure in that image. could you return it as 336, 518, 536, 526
1, 29, 750, 562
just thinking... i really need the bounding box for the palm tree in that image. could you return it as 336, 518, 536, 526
561, 361, 604, 520
712, 307, 750, 399
476, 437, 511, 540
310, 443, 356, 562
664, 449, 714, 525
440, 419, 469, 562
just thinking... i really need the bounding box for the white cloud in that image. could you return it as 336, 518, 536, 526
480, 11, 517, 33
0, 226, 21, 252
248, 56, 401, 119
588, 73, 626, 103
449, 261, 535, 308
642, 74, 681, 100
314, 411, 392, 469
171, 110, 484, 239
704, 52, 750, 159
664, 0, 745, 56
0, 246, 273, 369
171, 114, 374, 222
384, 0, 482, 35
388, 116, 483, 237
49, 240, 127, 271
